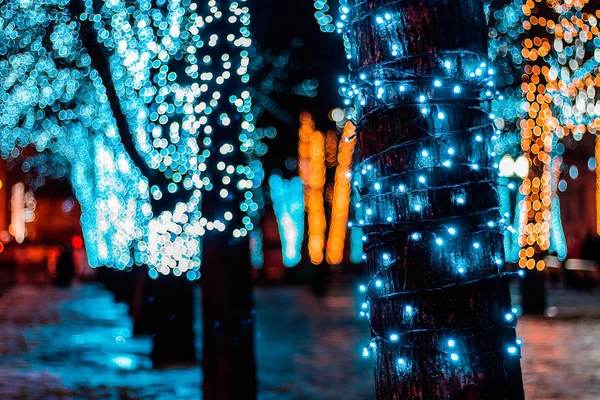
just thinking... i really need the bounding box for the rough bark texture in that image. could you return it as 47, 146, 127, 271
202, 235, 257, 400
347, 1, 525, 398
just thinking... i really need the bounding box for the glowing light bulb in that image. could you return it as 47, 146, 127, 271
514, 156, 529, 179
447, 339, 455, 348
499, 155, 515, 177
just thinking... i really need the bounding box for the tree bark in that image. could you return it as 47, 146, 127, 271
151, 274, 196, 366
346, 0, 525, 398
202, 235, 257, 400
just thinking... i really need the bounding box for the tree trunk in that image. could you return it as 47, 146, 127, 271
346, 1, 525, 398
520, 267, 546, 315
151, 274, 196, 365
202, 235, 257, 400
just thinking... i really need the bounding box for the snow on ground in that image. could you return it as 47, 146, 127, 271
0, 279, 598, 399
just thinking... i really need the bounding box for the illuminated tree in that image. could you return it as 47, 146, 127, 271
0, 0, 147, 268
1, 0, 259, 396
513, 0, 600, 270
488, 0, 531, 264
337, 0, 525, 397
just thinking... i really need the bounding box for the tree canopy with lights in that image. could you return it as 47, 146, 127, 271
0, 0, 259, 279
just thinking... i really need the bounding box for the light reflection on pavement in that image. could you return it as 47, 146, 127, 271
0, 280, 598, 399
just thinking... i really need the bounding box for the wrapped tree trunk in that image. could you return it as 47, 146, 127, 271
344, 0, 525, 398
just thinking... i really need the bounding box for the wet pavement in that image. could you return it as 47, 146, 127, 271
0, 279, 598, 399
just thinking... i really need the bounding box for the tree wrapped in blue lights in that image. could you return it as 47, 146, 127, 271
2, 0, 259, 395
1, 0, 260, 279
338, 0, 525, 397
0, 0, 150, 269
488, 0, 530, 263
269, 174, 304, 267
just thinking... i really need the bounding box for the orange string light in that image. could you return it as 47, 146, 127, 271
326, 122, 357, 265
298, 112, 314, 192
306, 129, 327, 265
325, 130, 339, 168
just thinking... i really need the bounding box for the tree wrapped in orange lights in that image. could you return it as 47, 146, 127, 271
516, 0, 600, 271
297, 113, 358, 266
326, 123, 357, 265
306, 129, 328, 265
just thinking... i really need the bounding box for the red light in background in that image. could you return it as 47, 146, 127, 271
72, 236, 84, 249
0, 243, 4, 253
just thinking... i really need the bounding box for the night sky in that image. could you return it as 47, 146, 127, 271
251, 0, 346, 178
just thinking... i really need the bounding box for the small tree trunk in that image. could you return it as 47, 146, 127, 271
346, 0, 525, 398
151, 274, 196, 365
202, 235, 257, 400
520, 268, 547, 315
